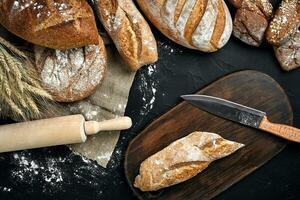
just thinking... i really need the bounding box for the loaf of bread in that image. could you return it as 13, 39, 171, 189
229, 0, 273, 46
134, 131, 244, 191
0, 0, 99, 49
266, 0, 300, 46
34, 37, 107, 102
92, 0, 158, 71
136, 0, 233, 52
274, 30, 300, 71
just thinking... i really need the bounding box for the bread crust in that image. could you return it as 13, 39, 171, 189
34, 37, 107, 102
0, 0, 99, 49
266, 0, 300, 46
134, 131, 244, 191
229, 0, 273, 46
93, 0, 158, 71
136, 0, 232, 52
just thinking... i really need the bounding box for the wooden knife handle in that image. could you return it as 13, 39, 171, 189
259, 116, 300, 143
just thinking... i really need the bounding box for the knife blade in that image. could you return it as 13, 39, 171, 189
181, 94, 300, 143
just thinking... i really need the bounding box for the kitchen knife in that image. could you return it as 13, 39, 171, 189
181, 94, 300, 143
0, 115, 132, 153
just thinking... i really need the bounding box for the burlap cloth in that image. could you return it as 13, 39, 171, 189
66, 46, 136, 167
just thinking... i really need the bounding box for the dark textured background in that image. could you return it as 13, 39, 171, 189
1, 0, 300, 199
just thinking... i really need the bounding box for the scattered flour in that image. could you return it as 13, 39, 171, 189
138, 64, 159, 117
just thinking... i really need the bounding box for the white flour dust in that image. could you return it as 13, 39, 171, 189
138, 64, 159, 117
7, 150, 104, 194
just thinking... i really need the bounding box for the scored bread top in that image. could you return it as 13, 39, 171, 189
93, 0, 158, 71
0, 0, 99, 49
34, 37, 107, 102
136, 0, 232, 52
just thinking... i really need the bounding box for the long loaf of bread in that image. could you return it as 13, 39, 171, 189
134, 131, 244, 191
136, 0, 233, 52
92, 0, 158, 71
0, 0, 99, 49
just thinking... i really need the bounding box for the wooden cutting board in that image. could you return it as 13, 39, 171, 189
124, 70, 293, 200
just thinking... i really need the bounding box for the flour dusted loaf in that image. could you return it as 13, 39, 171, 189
0, 0, 99, 49
136, 0, 232, 52
266, 0, 300, 70
229, 0, 273, 46
274, 30, 300, 71
92, 0, 158, 71
34, 37, 107, 102
134, 131, 244, 191
266, 0, 300, 46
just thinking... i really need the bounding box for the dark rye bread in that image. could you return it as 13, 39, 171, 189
229, 0, 273, 46
92, 0, 158, 71
0, 0, 99, 49
266, 0, 300, 46
274, 30, 300, 71
136, 0, 232, 52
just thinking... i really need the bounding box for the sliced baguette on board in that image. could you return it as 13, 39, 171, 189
136, 0, 232, 52
0, 0, 99, 49
134, 131, 244, 191
92, 0, 158, 71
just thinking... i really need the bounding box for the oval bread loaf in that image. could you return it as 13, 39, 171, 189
0, 0, 99, 49
134, 131, 244, 191
136, 0, 233, 52
92, 0, 158, 71
34, 37, 107, 102
266, 0, 300, 46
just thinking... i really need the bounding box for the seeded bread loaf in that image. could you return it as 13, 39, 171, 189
229, 0, 273, 46
266, 0, 300, 46
92, 0, 158, 71
34, 37, 107, 102
0, 0, 99, 49
136, 0, 233, 52
134, 131, 244, 191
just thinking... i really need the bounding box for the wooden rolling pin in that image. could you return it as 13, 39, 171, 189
0, 114, 132, 153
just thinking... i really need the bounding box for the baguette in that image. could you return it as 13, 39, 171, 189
136, 0, 233, 52
134, 131, 244, 191
0, 0, 99, 49
92, 0, 158, 71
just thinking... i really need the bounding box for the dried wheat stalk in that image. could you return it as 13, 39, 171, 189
0, 36, 54, 121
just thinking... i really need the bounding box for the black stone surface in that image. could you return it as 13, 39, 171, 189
1, 1, 300, 199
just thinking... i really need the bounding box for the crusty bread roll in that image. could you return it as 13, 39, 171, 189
92, 0, 158, 71
274, 30, 300, 71
34, 37, 107, 102
136, 0, 233, 52
266, 0, 300, 46
229, 0, 273, 46
0, 0, 99, 49
134, 131, 244, 191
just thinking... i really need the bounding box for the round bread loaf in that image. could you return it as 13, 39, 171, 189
274, 31, 300, 71
0, 0, 99, 49
136, 0, 233, 52
34, 37, 107, 102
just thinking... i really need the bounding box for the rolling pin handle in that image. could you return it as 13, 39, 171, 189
84, 116, 132, 135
